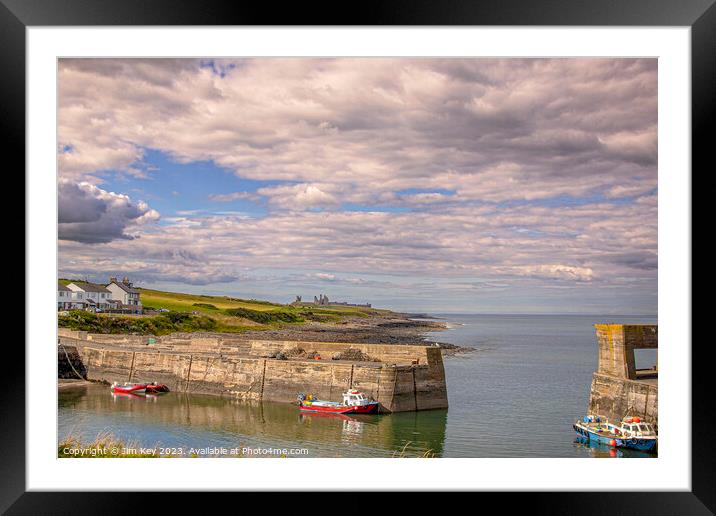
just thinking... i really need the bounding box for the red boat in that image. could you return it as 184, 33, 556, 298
298, 390, 380, 414
111, 382, 148, 394
110, 381, 169, 395
145, 382, 170, 394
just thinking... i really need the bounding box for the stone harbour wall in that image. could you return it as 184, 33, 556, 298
587, 373, 658, 424
57, 333, 448, 413
587, 324, 658, 423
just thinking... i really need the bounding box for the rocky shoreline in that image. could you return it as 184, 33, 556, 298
230, 311, 471, 355
101, 311, 473, 355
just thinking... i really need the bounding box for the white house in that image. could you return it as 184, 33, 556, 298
58, 282, 89, 310
66, 281, 114, 311
106, 277, 142, 314
57, 282, 73, 310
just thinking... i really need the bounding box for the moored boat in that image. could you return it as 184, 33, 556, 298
298, 390, 380, 414
111, 382, 148, 394
573, 415, 657, 452
145, 382, 170, 394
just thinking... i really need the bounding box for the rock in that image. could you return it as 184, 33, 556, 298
331, 348, 379, 362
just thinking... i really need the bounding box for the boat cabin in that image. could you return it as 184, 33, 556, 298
342, 390, 372, 406
608, 417, 657, 438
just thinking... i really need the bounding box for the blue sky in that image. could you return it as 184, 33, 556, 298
103, 149, 270, 218
57, 58, 658, 314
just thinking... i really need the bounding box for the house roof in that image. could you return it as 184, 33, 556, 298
109, 281, 139, 294
58, 282, 71, 291
68, 281, 111, 293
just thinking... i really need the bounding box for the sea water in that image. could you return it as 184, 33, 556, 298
58, 314, 656, 457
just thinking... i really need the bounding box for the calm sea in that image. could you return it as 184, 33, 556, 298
58, 314, 657, 458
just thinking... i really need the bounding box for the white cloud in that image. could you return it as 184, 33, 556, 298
58, 179, 159, 243
208, 191, 260, 202
257, 183, 341, 210
509, 264, 595, 282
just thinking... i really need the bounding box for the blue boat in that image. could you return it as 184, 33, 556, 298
573, 415, 657, 453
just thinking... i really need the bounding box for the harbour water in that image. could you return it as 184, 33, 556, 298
58, 314, 657, 457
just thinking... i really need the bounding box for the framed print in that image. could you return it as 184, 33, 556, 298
5, 0, 709, 511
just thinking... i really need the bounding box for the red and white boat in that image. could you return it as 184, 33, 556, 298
111, 382, 148, 394
298, 390, 380, 414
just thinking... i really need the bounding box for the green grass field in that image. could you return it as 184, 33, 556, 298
138, 288, 379, 325
139, 288, 283, 313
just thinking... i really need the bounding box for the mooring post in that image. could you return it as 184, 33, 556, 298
127, 351, 136, 382
328, 364, 334, 399
375, 368, 381, 404
259, 359, 267, 400
184, 354, 193, 393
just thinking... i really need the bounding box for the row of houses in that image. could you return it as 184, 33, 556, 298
57, 277, 142, 314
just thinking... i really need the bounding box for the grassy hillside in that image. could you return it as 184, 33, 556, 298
139, 288, 283, 313
139, 288, 378, 326
58, 283, 384, 335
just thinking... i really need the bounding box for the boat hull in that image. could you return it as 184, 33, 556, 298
299, 401, 380, 415
145, 384, 169, 394
573, 424, 657, 452
111, 384, 147, 394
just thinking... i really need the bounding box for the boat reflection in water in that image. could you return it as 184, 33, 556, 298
59, 383, 447, 458
573, 436, 654, 458
298, 411, 371, 443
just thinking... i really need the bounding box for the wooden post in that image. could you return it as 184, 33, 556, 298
259, 359, 267, 400
375, 368, 381, 404
127, 351, 136, 382
328, 364, 334, 399
184, 354, 193, 393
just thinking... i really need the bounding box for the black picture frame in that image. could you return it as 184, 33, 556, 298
4, 0, 707, 512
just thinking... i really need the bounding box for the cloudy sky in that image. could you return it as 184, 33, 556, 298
57, 58, 657, 314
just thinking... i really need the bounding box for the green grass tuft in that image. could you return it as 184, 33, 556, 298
58, 432, 160, 458
192, 303, 219, 310
224, 307, 304, 324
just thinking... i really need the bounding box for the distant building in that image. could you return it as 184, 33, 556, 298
106, 277, 142, 314
300, 293, 371, 308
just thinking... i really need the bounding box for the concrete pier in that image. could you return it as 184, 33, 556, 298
57, 329, 449, 413
587, 324, 658, 423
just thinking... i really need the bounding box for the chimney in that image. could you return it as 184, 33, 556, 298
122, 276, 131, 286
109, 276, 118, 283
